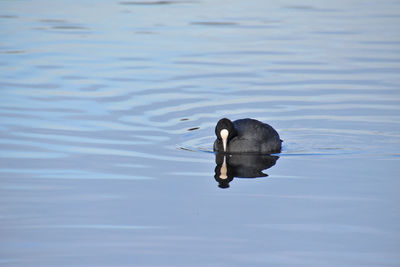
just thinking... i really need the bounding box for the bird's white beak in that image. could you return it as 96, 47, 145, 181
220, 129, 229, 152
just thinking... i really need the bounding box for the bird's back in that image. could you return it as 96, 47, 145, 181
230, 119, 281, 153
233, 119, 279, 141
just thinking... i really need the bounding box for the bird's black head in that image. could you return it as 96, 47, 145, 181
215, 118, 237, 152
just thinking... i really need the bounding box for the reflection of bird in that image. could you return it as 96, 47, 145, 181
213, 118, 282, 154
214, 153, 279, 188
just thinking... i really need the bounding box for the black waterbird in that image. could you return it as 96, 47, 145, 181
213, 118, 282, 154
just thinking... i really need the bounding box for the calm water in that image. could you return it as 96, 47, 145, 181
1, 0, 400, 266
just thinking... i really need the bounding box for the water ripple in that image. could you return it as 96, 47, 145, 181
1, 0, 400, 180
1, 1, 400, 265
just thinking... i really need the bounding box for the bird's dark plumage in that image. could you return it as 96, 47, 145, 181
214, 118, 282, 154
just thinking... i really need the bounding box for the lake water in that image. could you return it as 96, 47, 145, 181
1, 0, 400, 266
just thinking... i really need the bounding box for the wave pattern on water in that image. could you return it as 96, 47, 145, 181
1, 0, 400, 176
1, 1, 400, 266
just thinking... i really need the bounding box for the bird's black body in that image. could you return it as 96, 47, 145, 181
214, 118, 282, 154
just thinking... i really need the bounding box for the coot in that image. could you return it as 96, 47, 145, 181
213, 118, 282, 154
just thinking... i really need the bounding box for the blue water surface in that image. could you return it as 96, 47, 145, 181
1, 0, 400, 266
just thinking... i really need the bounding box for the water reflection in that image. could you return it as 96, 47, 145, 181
214, 153, 279, 188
